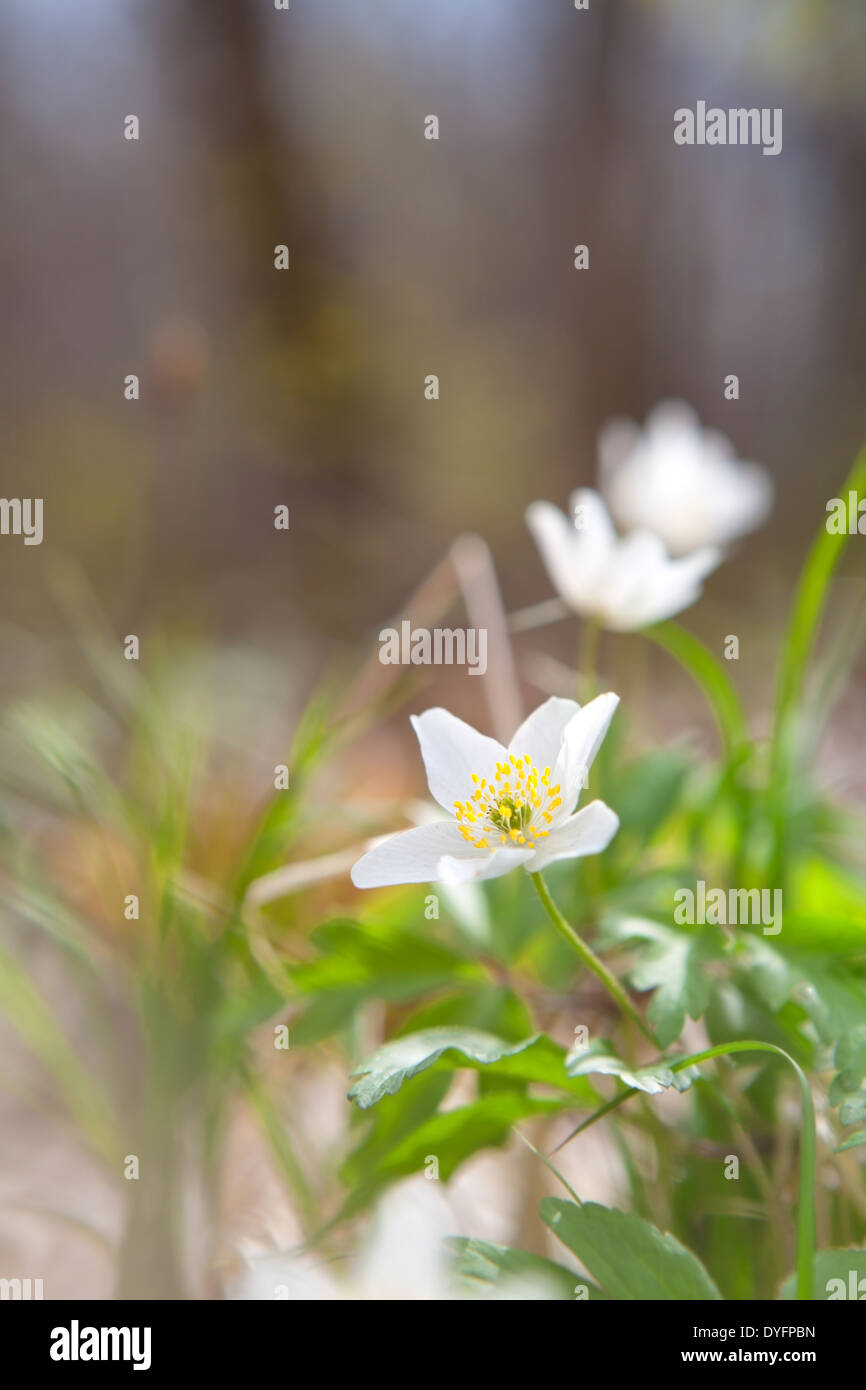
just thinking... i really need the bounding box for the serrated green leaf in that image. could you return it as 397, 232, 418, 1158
739, 936, 795, 1012
341, 1072, 451, 1190
565, 1038, 698, 1094
605, 917, 722, 1048
835, 1129, 866, 1153
840, 1092, 866, 1126
541, 1198, 722, 1301
348, 1027, 595, 1109
451, 1237, 601, 1300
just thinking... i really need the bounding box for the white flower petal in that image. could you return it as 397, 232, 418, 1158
525, 501, 587, 615
439, 847, 532, 884
526, 491, 615, 616
233, 1253, 341, 1301
565, 487, 618, 552
528, 800, 620, 871
645, 399, 701, 439
617, 545, 721, 630
508, 695, 581, 771
357, 1180, 454, 1300
552, 692, 620, 810
350, 821, 479, 888
599, 400, 774, 555
410, 708, 507, 813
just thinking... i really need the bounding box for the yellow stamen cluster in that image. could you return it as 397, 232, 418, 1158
452, 753, 563, 850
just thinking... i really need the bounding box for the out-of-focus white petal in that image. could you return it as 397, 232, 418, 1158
357, 1180, 455, 1300
526, 491, 617, 617
599, 399, 774, 555
410, 708, 507, 813
233, 1253, 341, 1301
350, 821, 478, 887
528, 800, 620, 870
616, 544, 722, 630
525, 501, 588, 615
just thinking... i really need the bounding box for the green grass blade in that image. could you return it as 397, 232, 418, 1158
643, 621, 748, 756
771, 440, 866, 791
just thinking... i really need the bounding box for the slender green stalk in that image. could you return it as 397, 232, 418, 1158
551, 1040, 816, 1301
769, 439, 866, 885
530, 871, 656, 1045
514, 1127, 582, 1205
642, 620, 748, 758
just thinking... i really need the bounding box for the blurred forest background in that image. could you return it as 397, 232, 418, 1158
1, 0, 865, 1298
2, 0, 865, 653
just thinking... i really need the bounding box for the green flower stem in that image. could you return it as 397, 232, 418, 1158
579, 616, 601, 701
551, 1040, 816, 1301
530, 871, 656, 1045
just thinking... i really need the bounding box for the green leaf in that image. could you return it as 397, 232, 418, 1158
604, 917, 722, 1048
829, 1025, 866, 1101
835, 1129, 866, 1153
738, 936, 795, 1012
607, 748, 693, 848
783, 857, 866, 951
840, 1093, 866, 1126
341, 1072, 452, 1190
779, 1250, 866, 1300
396, 985, 533, 1043
541, 1199, 722, 1301
289, 919, 479, 1044
451, 1238, 601, 1300
348, 1027, 595, 1109
339, 1092, 562, 1221
565, 1039, 698, 1095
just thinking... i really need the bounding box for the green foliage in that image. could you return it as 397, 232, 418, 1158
565, 1038, 698, 1094
289, 919, 481, 1046
2, 440, 866, 1300
601, 916, 724, 1048
541, 1199, 722, 1300
779, 1250, 866, 1301
452, 1237, 596, 1299
348, 1026, 596, 1109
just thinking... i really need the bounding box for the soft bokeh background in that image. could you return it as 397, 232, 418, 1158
1, 0, 865, 1298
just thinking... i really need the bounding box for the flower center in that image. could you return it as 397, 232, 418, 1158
452, 753, 562, 851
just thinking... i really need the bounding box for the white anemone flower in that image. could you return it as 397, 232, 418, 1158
350, 694, 620, 888
233, 1178, 558, 1301
526, 488, 720, 631
234, 1181, 455, 1301
599, 400, 774, 556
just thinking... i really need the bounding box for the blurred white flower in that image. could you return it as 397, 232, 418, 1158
233, 1179, 558, 1301
526, 488, 720, 631
599, 401, 774, 556
350, 694, 619, 888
